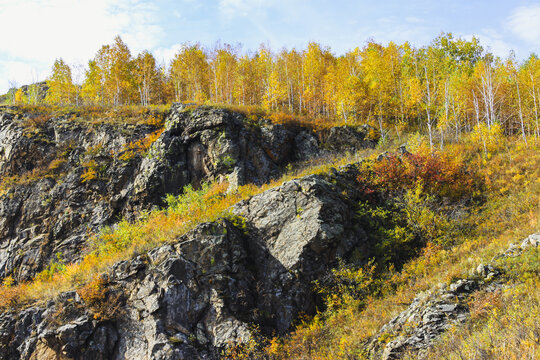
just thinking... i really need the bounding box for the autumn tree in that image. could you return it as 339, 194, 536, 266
134, 50, 162, 105
233, 54, 256, 106
253, 45, 273, 107
302, 42, 333, 116
263, 52, 289, 111
27, 82, 42, 105
14, 88, 26, 104
45, 58, 76, 105
278, 49, 303, 112
361, 42, 396, 137
325, 49, 363, 122
415, 44, 447, 151
81, 36, 135, 105
521, 54, 540, 138
81, 59, 105, 105
169, 43, 210, 102
209, 43, 239, 103
472, 55, 503, 130
109, 36, 135, 105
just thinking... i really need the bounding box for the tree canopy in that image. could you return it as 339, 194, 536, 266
33, 34, 540, 144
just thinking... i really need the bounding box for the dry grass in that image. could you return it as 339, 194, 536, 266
4, 103, 169, 127
421, 253, 540, 360
208, 102, 367, 132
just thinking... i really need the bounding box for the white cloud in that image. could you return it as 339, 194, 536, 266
475, 29, 514, 58
355, 16, 431, 48
0, 0, 163, 93
153, 43, 187, 66
508, 5, 540, 46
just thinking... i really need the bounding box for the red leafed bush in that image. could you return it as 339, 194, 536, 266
357, 153, 480, 201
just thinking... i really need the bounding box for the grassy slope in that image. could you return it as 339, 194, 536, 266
256, 139, 539, 360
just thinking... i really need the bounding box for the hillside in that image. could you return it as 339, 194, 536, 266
0, 104, 538, 360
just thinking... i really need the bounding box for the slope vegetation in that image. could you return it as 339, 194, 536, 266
0, 104, 537, 360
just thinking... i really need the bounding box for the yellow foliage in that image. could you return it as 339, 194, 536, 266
45, 58, 76, 105
77, 274, 122, 320
81, 160, 98, 183
469, 122, 504, 153
15, 88, 27, 104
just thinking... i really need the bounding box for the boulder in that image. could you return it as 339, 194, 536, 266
320, 125, 377, 151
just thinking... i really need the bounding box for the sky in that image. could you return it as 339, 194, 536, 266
1, 0, 540, 93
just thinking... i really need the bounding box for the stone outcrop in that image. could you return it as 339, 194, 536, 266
0, 170, 369, 360
0, 108, 158, 282
368, 232, 539, 359
132, 104, 315, 202
0, 104, 375, 283
0, 104, 379, 359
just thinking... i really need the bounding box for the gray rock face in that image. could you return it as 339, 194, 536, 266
0, 108, 159, 282
320, 125, 378, 151
370, 280, 479, 360
294, 131, 319, 161
368, 232, 539, 359
132, 105, 300, 203
233, 174, 367, 332
0, 171, 369, 359
0, 105, 376, 283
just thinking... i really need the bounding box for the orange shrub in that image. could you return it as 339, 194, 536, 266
77, 274, 123, 320
357, 152, 481, 202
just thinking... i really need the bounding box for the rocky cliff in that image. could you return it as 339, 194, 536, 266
0, 104, 375, 283
0, 166, 371, 359
0, 104, 378, 359
2, 104, 534, 360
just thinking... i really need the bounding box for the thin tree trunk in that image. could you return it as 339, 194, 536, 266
424, 65, 433, 152
515, 73, 527, 144
530, 72, 539, 138
473, 92, 487, 157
